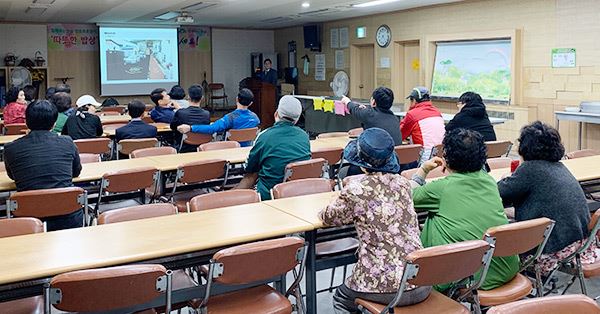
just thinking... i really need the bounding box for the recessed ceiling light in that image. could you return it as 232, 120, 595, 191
353, 0, 401, 8
302, 2, 310, 8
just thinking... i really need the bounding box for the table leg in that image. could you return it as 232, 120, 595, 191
305, 230, 317, 314
579, 122, 583, 150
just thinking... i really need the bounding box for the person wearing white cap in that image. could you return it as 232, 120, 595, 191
236, 95, 310, 200
61, 94, 103, 140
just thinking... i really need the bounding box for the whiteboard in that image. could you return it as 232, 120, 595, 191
0, 24, 48, 65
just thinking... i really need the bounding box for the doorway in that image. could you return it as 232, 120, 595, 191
392, 41, 420, 107
350, 44, 375, 99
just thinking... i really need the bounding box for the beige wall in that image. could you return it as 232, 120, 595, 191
274, 0, 600, 151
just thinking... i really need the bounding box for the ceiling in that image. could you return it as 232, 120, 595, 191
0, 0, 463, 29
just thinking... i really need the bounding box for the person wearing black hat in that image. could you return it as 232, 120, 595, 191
320, 128, 431, 313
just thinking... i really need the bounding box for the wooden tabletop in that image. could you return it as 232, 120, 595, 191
100, 115, 132, 124
264, 191, 339, 228
0, 203, 313, 285
148, 147, 253, 170
0, 134, 24, 145
103, 122, 171, 137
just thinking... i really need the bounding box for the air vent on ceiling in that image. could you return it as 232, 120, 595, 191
261, 16, 295, 24
182, 2, 217, 12
32, 0, 55, 4
297, 8, 331, 16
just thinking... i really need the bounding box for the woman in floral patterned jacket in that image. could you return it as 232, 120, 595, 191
319, 127, 431, 313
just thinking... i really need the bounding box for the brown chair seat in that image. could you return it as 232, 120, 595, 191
357, 290, 469, 314
477, 274, 532, 306
316, 237, 359, 256
582, 260, 600, 278
205, 285, 292, 314
0, 296, 43, 314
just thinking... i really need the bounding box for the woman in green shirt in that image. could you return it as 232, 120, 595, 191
50, 92, 72, 134
410, 128, 519, 291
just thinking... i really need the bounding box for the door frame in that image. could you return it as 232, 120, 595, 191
391, 40, 420, 107
350, 44, 375, 99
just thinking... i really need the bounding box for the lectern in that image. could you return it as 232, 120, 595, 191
246, 78, 276, 128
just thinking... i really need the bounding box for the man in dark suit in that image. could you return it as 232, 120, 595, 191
259, 58, 278, 86
115, 100, 158, 142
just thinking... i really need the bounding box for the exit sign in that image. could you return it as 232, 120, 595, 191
356, 26, 367, 38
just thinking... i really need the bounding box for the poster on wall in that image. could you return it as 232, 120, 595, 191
551, 48, 576, 68
315, 53, 326, 81
339, 27, 349, 48
330, 28, 339, 48
178, 27, 211, 52
335, 50, 345, 69
47, 24, 98, 51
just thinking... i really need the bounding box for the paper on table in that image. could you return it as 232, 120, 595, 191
323, 99, 335, 113
313, 98, 324, 111
334, 100, 346, 116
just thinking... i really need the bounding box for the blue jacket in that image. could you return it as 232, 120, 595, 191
191, 109, 260, 147
150, 105, 176, 123
115, 120, 158, 142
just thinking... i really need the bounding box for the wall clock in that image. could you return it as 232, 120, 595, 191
376, 24, 391, 48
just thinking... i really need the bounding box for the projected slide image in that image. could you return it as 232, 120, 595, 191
105, 39, 175, 81
431, 40, 511, 101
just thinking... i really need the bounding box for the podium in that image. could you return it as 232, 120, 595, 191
246, 78, 276, 128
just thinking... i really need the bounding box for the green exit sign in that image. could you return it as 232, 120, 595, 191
356, 26, 367, 38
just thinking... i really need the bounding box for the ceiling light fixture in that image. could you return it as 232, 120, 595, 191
302, 2, 310, 8
154, 11, 181, 20
352, 0, 401, 8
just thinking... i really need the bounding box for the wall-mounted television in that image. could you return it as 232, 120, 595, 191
303, 24, 321, 51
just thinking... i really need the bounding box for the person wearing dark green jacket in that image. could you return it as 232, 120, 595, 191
410, 128, 519, 291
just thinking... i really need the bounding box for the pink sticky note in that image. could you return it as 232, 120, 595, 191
334, 100, 346, 116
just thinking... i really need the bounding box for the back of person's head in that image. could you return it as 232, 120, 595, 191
51, 92, 72, 113
518, 121, 565, 162
26, 100, 58, 131
150, 88, 166, 105
458, 92, 484, 107
277, 95, 302, 123
372, 87, 394, 110
102, 97, 119, 107
5, 86, 21, 103
45, 87, 56, 100
55, 83, 71, 94
128, 100, 146, 118
443, 128, 487, 173
169, 85, 186, 100
23, 85, 36, 102
237, 88, 254, 106
188, 84, 203, 103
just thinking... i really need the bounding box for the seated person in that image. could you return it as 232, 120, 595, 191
498, 121, 595, 275
3, 86, 27, 124
236, 95, 310, 200
169, 84, 210, 152
411, 128, 519, 291
169, 85, 190, 109
177, 88, 260, 147
400, 86, 445, 163
51, 92, 73, 134
23, 84, 37, 104
4, 100, 82, 231
115, 100, 158, 142
150, 88, 179, 123
446, 91, 496, 142
319, 127, 430, 313
62, 95, 103, 140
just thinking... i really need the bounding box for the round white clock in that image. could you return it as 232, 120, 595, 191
376, 24, 391, 48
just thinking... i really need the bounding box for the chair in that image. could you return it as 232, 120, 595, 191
142, 115, 154, 124
74, 138, 112, 155
488, 157, 512, 170
208, 83, 228, 110
348, 127, 364, 138
98, 203, 178, 224
102, 106, 125, 114
356, 240, 495, 314
198, 141, 240, 151
0, 218, 44, 313
166, 159, 230, 212
317, 132, 348, 139
461, 218, 555, 308
130, 146, 176, 159
100, 111, 120, 116
431, 143, 444, 158
312, 147, 343, 179
401, 166, 447, 180
179, 133, 213, 152
93, 167, 159, 223
226, 127, 259, 144
4, 123, 28, 135
283, 158, 327, 182
395, 144, 423, 165
79, 153, 101, 164
486, 140, 513, 158
197, 237, 305, 313
487, 294, 600, 314
117, 138, 158, 159
566, 149, 599, 159
6, 187, 88, 225
189, 189, 260, 212
46, 264, 173, 313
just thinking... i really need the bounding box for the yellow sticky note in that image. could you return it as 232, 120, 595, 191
323, 99, 335, 113
313, 98, 324, 111
412, 58, 420, 71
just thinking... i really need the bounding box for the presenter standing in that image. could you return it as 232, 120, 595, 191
259, 59, 278, 86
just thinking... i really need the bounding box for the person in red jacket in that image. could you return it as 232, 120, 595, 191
3, 86, 27, 124
400, 86, 445, 163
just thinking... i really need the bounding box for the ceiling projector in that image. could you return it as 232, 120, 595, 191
176, 15, 194, 23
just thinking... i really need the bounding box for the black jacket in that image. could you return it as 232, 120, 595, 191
347, 102, 402, 146
170, 106, 210, 152
61, 112, 104, 140
446, 102, 496, 142
115, 120, 158, 142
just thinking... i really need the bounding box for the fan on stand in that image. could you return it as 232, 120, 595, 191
330, 71, 349, 97
10, 67, 33, 89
